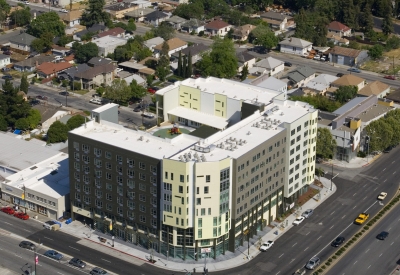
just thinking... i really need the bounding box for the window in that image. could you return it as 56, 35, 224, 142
140, 215, 146, 223
94, 159, 102, 168
150, 176, 156, 184
198, 218, 202, 227
179, 186, 183, 193
127, 158, 134, 167
196, 198, 201, 205
204, 186, 209, 194
297, 125, 301, 132
74, 152, 80, 161
164, 182, 172, 191
106, 193, 112, 201
75, 193, 81, 200
73, 142, 79, 151
116, 166, 123, 173
140, 204, 146, 212
139, 194, 146, 202
139, 162, 146, 170
206, 175, 210, 182
127, 179, 135, 189
127, 191, 135, 200
208, 208, 211, 215
106, 162, 111, 170
198, 229, 202, 238
201, 208, 205, 215
180, 175, 184, 182
106, 172, 112, 180
165, 172, 168, 179
291, 129, 295, 136
139, 173, 146, 181
150, 165, 157, 173
95, 199, 103, 208
117, 207, 123, 215
106, 183, 112, 190
139, 183, 146, 191
105, 151, 111, 159
171, 173, 174, 180
164, 193, 172, 202
127, 169, 134, 177
82, 144, 90, 152
74, 162, 80, 171
82, 155, 90, 163
94, 148, 102, 156
116, 155, 122, 163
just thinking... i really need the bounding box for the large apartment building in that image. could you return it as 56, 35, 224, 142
68, 77, 318, 261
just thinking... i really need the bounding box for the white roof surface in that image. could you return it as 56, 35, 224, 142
92, 35, 127, 48
0, 132, 61, 172
124, 74, 145, 85
303, 74, 339, 91
93, 103, 119, 113
144, 37, 164, 48
118, 61, 146, 70
168, 106, 229, 130
254, 76, 287, 91
255, 57, 283, 69
4, 153, 70, 199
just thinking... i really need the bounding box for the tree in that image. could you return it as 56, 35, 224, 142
177, 51, 182, 77
31, 38, 45, 53
187, 51, 193, 77
316, 128, 337, 159
0, 115, 7, 131
156, 42, 170, 81
386, 36, 400, 50
15, 118, 29, 130
182, 55, 187, 78
146, 75, 154, 87
20, 74, 29, 94
362, 4, 374, 34
104, 79, 131, 103
313, 17, 328, 46
173, 2, 204, 19
197, 38, 238, 79
0, 0, 10, 23
294, 8, 315, 42
240, 64, 249, 81
382, 12, 394, 35
26, 109, 41, 129
365, 119, 393, 152
57, 35, 73, 47
334, 85, 358, 103
80, 31, 96, 41
27, 11, 65, 38
130, 80, 147, 99
67, 115, 86, 130
10, 7, 31, 27
368, 44, 384, 60
153, 22, 175, 40
47, 121, 69, 144
249, 24, 279, 50
74, 42, 99, 63
81, 0, 109, 27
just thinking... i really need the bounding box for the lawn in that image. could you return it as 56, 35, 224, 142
361, 48, 400, 74
153, 127, 190, 139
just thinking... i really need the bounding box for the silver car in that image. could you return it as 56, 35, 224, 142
302, 209, 314, 218
305, 257, 320, 269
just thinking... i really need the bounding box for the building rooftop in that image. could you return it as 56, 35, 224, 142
205, 19, 230, 30
357, 81, 389, 97
332, 74, 364, 86
4, 153, 70, 199
171, 43, 209, 57
97, 27, 125, 38
154, 37, 187, 51
260, 11, 292, 21
385, 88, 400, 103
357, 104, 394, 122
328, 21, 351, 32
105, 2, 137, 11
254, 57, 283, 69
144, 37, 165, 48
37, 61, 73, 75
279, 37, 312, 48
9, 32, 36, 46
333, 97, 366, 115
251, 76, 287, 92
330, 46, 361, 58
303, 74, 339, 91
92, 35, 127, 48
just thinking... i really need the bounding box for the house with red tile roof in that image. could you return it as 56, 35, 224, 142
327, 21, 352, 37
37, 61, 73, 79
204, 19, 232, 37
97, 27, 126, 38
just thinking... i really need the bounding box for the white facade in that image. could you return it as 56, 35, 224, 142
92, 36, 127, 57
0, 55, 11, 68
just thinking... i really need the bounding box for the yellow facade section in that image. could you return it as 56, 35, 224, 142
178, 85, 201, 110
163, 159, 191, 229
378, 99, 393, 107
214, 93, 227, 118
349, 119, 361, 130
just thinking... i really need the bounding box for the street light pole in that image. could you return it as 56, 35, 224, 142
112, 236, 114, 247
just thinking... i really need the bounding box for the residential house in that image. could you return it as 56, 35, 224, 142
329, 46, 366, 67
165, 15, 187, 30
278, 38, 313, 56
357, 81, 390, 98
285, 66, 316, 87
36, 61, 73, 79
331, 74, 365, 91
14, 55, 55, 72
130, 0, 152, 8
60, 10, 83, 27
249, 57, 284, 76
171, 43, 210, 64
250, 75, 287, 94
9, 32, 37, 53
204, 19, 232, 37
302, 74, 339, 96
64, 54, 75, 64
88, 57, 113, 67
260, 11, 294, 31
105, 2, 139, 19
236, 51, 256, 73
74, 63, 115, 89
122, 73, 146, 86
73, 24, 108, 41
144, 37, 165, 51
326, 33, 349, 46
327, 21, 352, 37
385, 88, 400, 103
97, 27, 126, 38
58, 64, 91, 82
144, 10, 170, 26
51, 45, 71, 57
153, 37, 188, 58
181, 18, 206, 34
92, 36, 128, 57
124, 8, 155, 22
232, 24, 256, 41
0, 54, 11, 69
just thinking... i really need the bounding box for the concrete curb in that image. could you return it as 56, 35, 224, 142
362, 153, 382, 167
318, 190, 400, 275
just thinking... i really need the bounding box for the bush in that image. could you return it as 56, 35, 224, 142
328, 258, 332, 262
326, 262, 331, 266
332, 255, 337, 259
321, 265, 326, 269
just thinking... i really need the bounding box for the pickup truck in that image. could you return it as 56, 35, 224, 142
354, 213, 369, 225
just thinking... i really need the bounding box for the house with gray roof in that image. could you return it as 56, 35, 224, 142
73, 24, 107, 41
236, 51, 256, 72
181, 18, 206, 34
144, 11, 170, 26
144, 37, 165, 51
285, 66, 316, 87
250, 75, 287, 93
302, 74, 339, 96
58, 64, 91, 82
171, 43, 210, 64
260, 11, 294, 31
74, 63, 115, 90
14, 55, 55, 72
165, 15, 187, 30
279, 37, 312, 56
249, 57, 284, 76
124, 7, 155, 22
88, 57, 113, 67
9, 32, 37, 53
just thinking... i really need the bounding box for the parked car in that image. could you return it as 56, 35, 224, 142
3, 50, 12, 55
36, 95, 48, 100
320, 56, 326, 61
30, 99, 40, 106
284, 61, 292, 67
90, 267, 108, 275
43, 220, 57, 229
384, 75, 396, 80
331, 236, 345, 247
59, 91, 70, 96
377, 231, 389, 240
1, 45, 9, 51
336, 73, 344, 77
69, 258, 86, 268
2, 75, 13, 80
377, 192, 387, 200
292, 216, 305, 225
2, 67, 11, 72
302, 209, 314, 218
313, 55, 320, 60
147, 88, 156, 94
1, 207, 15, 215
90, 98, 103, 105
44, 250, 63, 260
142, 112, 155, 118
305, 257, 320, 269
14, 212, 29, 220
19, 241, 36, 250
133, 106, 143, 112
259, 240, 274, 251
60, 8, 68, 13
347, 67, 361, 73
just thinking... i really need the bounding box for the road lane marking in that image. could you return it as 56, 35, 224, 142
384, 179, 387, 183
3, 222, 12, 225
394, 171, 397, 175
368, 265, 371, 269
389, 227, 392, 231
354, 261, 357, 265
304, 247, 309, 251
57, 272, 64, 275
101, 258, 111, 263
331, 211, 335, 215
279, 254, 284, 258
68, 246, 80, 251
365, 201, 378, 212
317, 236, 322, 240
392, 161, 396, 164
276, 272, 280, 275
292, 243, 297, 247
365, 249, 369, 253
353, 205, 357, 209
374, 187, 378, 191
44, 237, 53, 241
391, 242, 394, 246
329, 225, 334, 229
363, 184, 367, 187
306, 232, 310, 236
22, 229, 31, 232
290, 259, 295, 264
353, 193, 356, 197
363, 196, 367, 200
383, 168, 386, 171
379, 253, 383, 257
342, 215, 346, 219
14, 254, 22, 258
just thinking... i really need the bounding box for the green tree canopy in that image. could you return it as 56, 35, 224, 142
73, 42, 99, 63
173, 2, 205, 19
81, 0, 109, 27
104, 79, 131, 103
153, 22, 175, 40
26, 109, 41, 129
10, 7, 31, 27
368, 44, 384, 60
365, 119, 393, 152
15, 118, 29, 130
334, 85, 358, 103
20, 74, 29, 94
197, 38, 238, 79
27, 11, 65, 38
31, 38, 45, 53
130, 80, 147, 99
47, 121, 69, 144
249, 24, 279, 50
67, 115, 86, 130
0, 115, 7, 132
0, 0, 11, 23
240, 64, 249, 81
316, 128, 337, 159
289, 94, 342, 112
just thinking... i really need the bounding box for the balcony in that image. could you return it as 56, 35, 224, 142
152, 182, 156, 186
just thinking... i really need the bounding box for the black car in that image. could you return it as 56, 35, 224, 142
2, 75, 13, 80
3, 50, 12, 55
1, 67, 10, 72
19, 241, 36, 250
69, 258, 86, 268
377, 231, 389, 240
331, 236, 345, 247
284, 61, 293, 67
59, 91, 70, 96
1, 45, 10, 51
336, 73, 344, 77
30, 99, 40, 106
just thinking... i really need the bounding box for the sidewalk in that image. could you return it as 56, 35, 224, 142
7, 177, 336, 273
321, 153, 382, 169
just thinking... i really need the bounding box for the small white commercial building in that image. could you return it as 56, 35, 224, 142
92, 35, 127, 57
